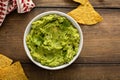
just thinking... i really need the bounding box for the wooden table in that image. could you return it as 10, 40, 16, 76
0, 0, 120, 80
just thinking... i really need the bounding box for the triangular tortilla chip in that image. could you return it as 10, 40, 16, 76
0, 61, 28, 80
0, 54, 13, 68
73, 0, 88, 5
68, 1, 103, 25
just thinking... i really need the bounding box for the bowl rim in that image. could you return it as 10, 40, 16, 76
23, 11, 83, 70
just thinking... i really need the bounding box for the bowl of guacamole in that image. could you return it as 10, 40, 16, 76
23, 11, 83, 70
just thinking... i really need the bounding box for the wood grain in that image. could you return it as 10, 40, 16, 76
0, 0, 120, 80
33, 0, 120, 8
0, 8, 119, 63
23, 63, 120, 80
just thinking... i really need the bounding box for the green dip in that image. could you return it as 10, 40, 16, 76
26, 14, 80, 67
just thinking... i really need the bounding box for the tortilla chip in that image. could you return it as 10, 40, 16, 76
68, 1, 103, 25
0, 61, 28, 80
0, 54, 13, 67
73, 0, 88, 5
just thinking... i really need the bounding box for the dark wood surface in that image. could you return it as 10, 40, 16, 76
0, 0, 120, 80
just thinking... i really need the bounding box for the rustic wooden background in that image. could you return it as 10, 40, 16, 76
0, 0, 120, 80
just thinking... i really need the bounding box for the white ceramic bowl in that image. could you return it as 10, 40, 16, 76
23, 11, 83, 70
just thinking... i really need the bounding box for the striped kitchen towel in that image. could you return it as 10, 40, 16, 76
0, 0, 35, 26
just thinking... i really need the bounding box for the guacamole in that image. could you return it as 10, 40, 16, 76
26, 14, 80, 67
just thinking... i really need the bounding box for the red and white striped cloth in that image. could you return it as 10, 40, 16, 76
0, 0, 35, 26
